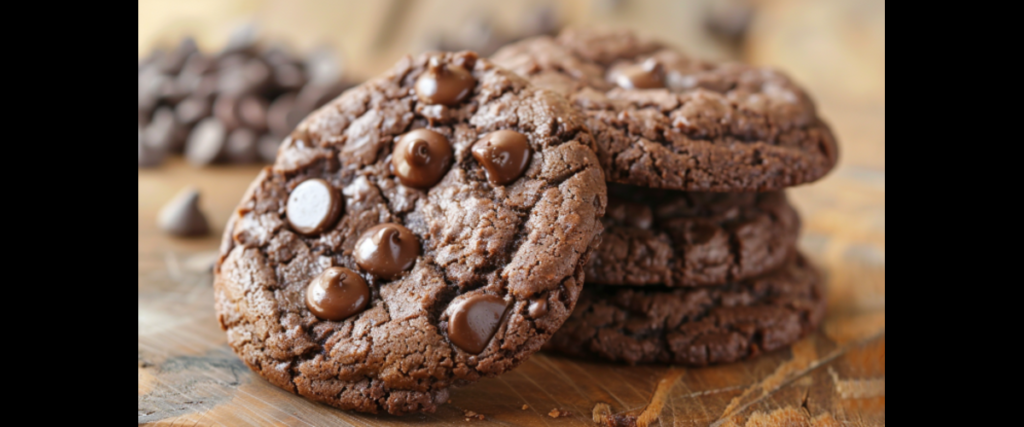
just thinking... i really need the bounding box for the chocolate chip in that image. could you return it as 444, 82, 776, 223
305, 45, 343, 85
185, 118, 227, 166
295, 81, 345, 113
273, 62, 306, 91
258, 134, 282, 163
415, 56, 475, 105
213, 95, 241, 130
354, 223, 420, 280
138, 126, 165, 168
448, 294, 507, 354
175, 97, 211, 126
392, 129, 453, 189
144, 107, 187, 153
225, 128, 259, 163
238, 96, 268, 132
157, 187, 210, 237
305, 267, 370, 321
606, 198, 654, 229
528, 297, 549, 318
471, 130, 531, 185
267, 93, 299, 137
286, 178, 343, 235
612, 58, 665, 89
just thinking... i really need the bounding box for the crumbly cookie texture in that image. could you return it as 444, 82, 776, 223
586, 184, 799, 287
492, 28, 838, 192
546, 255, 825, 366
214, 51, 606, 415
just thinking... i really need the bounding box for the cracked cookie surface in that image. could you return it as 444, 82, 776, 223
546, 254, 824, 365
492, 28, 838, 192
586, 183, 799, 287
213, 51, 607, 415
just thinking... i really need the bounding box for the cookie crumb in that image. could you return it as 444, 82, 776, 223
593, 402, 612, 423
465, 411, 477, 417
522, 404, 529, 410
548, 408, 571, 418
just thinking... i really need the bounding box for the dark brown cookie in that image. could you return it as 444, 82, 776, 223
586, 183, 799, 287
214, 51, 607, 415
492, 28, 838, 192
546, 254, 825, 366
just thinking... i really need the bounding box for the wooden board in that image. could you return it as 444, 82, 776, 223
138, 159, 884, 426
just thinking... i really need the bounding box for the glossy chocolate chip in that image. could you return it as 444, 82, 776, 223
613, 58, 664, 89
157, 187, 210, 237
448, 294, 508, 354
305, 267, 370, 321
185, 118, 227, 166
528, 297, 548, 318
415, 57, 475, 105
606, 198, 654, 230
471, 130, 531, 185
392, 129, 453, 189
286, 178, 343, 235
354, 223, 420, 280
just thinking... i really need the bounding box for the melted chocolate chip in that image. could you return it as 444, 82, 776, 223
528, 297, 548, 318
392, 129, 453, 189
471, 130, 531, 185
448, 294, 508, 354
305, 267, 370, 321
606, 198, 654, 230
613, 58, 664, 89
354, 223, 420, 280
286, 178, 343, 235
415, 57, 475, 105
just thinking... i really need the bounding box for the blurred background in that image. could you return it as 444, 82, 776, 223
139, 0, 884, 169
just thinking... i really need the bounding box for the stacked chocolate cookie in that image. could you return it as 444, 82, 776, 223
492, 28, 836, 365
214, 51, 607, 415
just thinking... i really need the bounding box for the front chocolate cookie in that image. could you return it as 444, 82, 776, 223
547, 254, 825, 365
492, 28, 838, 192
585, 183, 800, 287
214, 51, 606, 415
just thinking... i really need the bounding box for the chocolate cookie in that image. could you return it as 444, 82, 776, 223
546, 255, 824, 366
586, 183, 799, 287
214, 51, 607, 415
492, 28, 838, 192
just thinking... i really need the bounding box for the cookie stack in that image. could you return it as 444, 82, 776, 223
213, 29, 837, 416
491, 28, 836, 366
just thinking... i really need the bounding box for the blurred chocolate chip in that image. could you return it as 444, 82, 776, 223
138, 126, 165, 168
157, 37, 198, 74
238, 96, 268, 132
273, 62, 306, 91
175, 97, 211, 126
222, 22, 259, 56
225, 128, 259, 163
706, 0, 755, 45
267, 93, 299, 136
520, 5, 560, 38
144, 107, 187, 153
296, 82, 345, 113
213, 95, 241, 130
185, 118, 227, 166
258, 134, 282, 163
261, 42, 299, 67
157, 187, 210, 237
305, 45, 343, 85
137, 67, 169, 112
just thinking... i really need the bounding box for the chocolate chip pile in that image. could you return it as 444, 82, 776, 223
138, 35, 353, 168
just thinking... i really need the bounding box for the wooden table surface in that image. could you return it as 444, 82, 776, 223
139, 1, 884, 425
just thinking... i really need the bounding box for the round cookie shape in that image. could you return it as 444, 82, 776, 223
586, 183, 800, 287
546, 254, 825, 366
214, 51, 607, 415
492, 28, 838, 192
